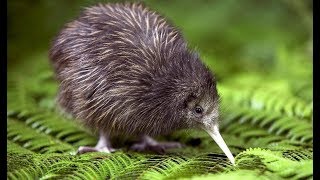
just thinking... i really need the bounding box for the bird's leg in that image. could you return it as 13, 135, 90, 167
77, 131, 116, 154
130, 135, 183, 154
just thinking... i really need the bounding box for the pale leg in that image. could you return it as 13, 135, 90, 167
77, 131, 116, 154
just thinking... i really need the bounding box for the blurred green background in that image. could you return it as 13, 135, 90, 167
8, 0, 312, 77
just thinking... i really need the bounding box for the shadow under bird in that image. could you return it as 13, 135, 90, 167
49, 2, 235, 165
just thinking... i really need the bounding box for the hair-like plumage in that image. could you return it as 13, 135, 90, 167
49, 3, 217, 137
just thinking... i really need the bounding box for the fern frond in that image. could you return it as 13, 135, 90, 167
8, 110, 97, 147
219, 82, 312, 120
220, 106, 312, 144
182, 169, 277, 180
236, 148, 312, 179
8, 118, 75, 153
112, 153, 233, 180
65, 152, 146, 179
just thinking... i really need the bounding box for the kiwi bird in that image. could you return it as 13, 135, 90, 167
49, 3, 235, 165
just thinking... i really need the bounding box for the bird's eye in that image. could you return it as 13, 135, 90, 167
194, 106, 203, 114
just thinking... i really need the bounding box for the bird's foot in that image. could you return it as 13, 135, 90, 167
77, 146, 116, 154
130, 136, 183, 154
77, 131, 116, 154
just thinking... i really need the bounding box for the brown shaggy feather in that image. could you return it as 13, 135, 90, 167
49, 2, 218, 137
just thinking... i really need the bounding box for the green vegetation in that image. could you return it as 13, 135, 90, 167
8, 0, 312, 179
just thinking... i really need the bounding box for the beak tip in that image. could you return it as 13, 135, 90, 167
226, 153, 235, 165
230, 157, 235, 165
204, 125, 236, 166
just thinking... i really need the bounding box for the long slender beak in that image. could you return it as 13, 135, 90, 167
203, 124, 235, 165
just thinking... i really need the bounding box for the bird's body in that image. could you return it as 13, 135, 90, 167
49, 3, 235, 165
